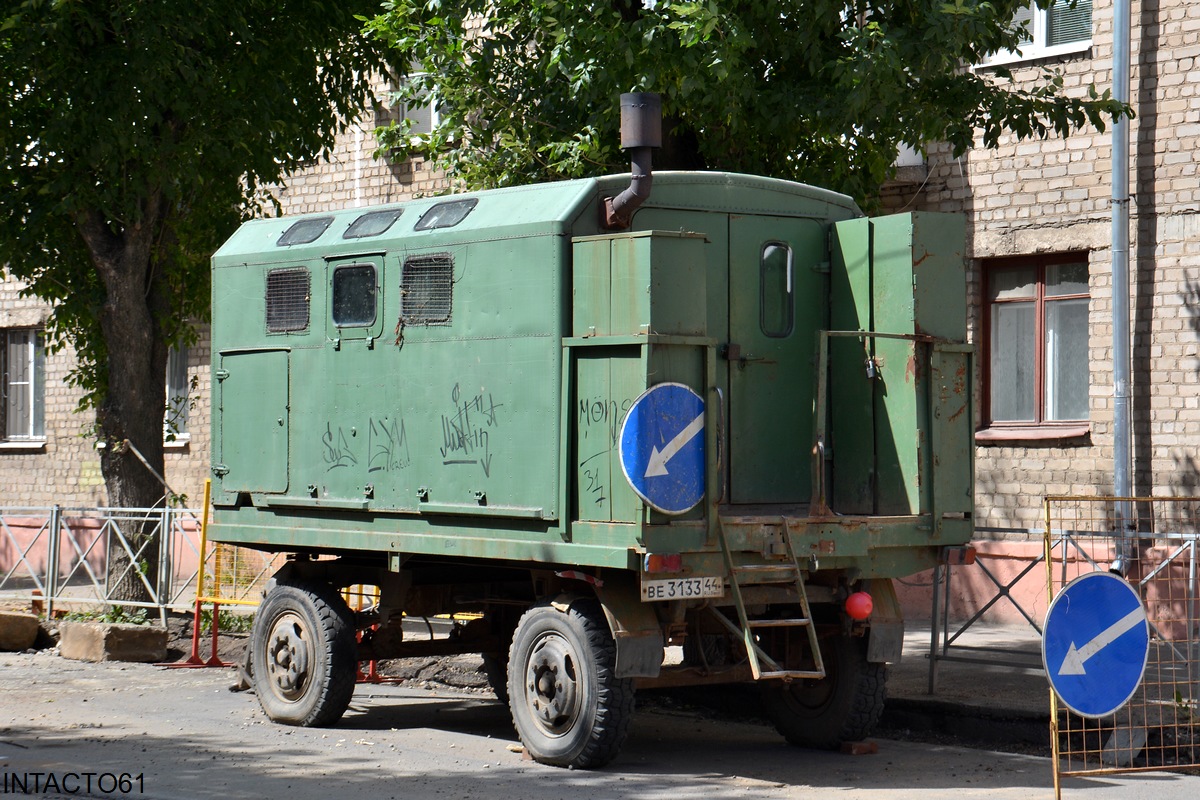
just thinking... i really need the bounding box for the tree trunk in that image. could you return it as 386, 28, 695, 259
75, 203, 172, 605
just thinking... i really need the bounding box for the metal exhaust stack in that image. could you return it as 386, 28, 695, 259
603, 92, 662, 229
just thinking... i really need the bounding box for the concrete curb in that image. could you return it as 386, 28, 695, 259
59, 621, 168, 663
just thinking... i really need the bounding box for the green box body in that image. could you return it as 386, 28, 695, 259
209, 173, 973, 582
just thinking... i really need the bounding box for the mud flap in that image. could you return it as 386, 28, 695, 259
593, 572, 664, 678
865, 577, 904, 664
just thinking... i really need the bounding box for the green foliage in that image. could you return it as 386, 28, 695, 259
365, 0, 1127, 204
200, 608, 255, 635
63, 605, 150, 625
0, 0, 387, 411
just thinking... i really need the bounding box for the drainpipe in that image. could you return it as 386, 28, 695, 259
1111, 0, 1133, 575
603, 93, 662, 230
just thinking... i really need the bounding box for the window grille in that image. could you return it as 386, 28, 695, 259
266, 268, 311, 333
400, 255, 453, 325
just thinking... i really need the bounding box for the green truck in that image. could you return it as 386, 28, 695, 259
209, 102, 972, 768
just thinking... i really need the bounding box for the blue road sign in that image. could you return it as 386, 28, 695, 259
618, 383, 705, 516
1042, 571, 1149, 718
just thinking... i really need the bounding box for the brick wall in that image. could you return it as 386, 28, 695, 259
274, 83, 449, 215
901, 0, 1200, 532
0, 279, 215, 509
0, 276, 107, 508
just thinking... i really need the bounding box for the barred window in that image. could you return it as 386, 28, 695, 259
400, 255, 453, 325
1, 328, 45, 441
266, 267, 311, 333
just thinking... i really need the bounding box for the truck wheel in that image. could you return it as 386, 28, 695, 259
763, 633, 886, 749
251, 581, 358, 727
507, 600, 635, 768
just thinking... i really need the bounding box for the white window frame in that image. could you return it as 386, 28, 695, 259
980, 1, 1093, 68
1, 328, 46, 445
164, 345, 190, 445
394, 72, 440, 136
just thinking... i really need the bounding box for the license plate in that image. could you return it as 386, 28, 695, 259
640, 576, 725, 602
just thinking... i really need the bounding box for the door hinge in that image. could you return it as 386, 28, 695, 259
214, 369, 230, 381
212, 464, 230, 477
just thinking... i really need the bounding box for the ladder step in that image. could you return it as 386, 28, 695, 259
760, 669, 826, 680
747, 618, 812, 628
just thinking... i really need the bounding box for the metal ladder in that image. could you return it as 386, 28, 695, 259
714, 516, 826, 680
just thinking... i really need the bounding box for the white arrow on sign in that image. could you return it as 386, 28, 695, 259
1057, 606, 1145, 676
644, 413, 704, 478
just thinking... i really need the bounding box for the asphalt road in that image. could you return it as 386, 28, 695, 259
1, 650, 1195, 800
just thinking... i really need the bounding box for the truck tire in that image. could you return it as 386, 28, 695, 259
763, 633, 886, 749
507, 600, 635, 768
250, 581, 358, 727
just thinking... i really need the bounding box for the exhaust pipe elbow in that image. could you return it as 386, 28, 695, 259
603, 93, 661, 230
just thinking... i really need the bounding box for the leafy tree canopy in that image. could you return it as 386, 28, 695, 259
0, 0, 385, 518
366, 0, 1126, 204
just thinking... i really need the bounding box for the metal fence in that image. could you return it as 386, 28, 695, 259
1045, 496, 1200, 796
926, 502, 1199, 795
0, 505, 206, 624
926, 526, 1048, 692
200, 540, 283, 608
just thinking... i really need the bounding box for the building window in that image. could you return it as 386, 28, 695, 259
984, 254, 1089, 431
1, 328, 46, 442
983, 0, 1093, 66
165, 346, 190, 442
394, 73, 440, 136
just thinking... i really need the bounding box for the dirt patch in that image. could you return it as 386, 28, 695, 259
374, 654, 493, 694
158, 610, 495, 696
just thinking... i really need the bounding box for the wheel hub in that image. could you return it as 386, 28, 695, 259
524, 633, 579, 735
265, 613, 310, 700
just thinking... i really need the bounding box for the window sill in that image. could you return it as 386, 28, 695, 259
976, 424, 1090, 444
0, 439, 47, 453
976, 40, 1092, 70
95, 437, 191, 450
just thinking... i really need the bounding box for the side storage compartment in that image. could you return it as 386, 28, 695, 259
566, 230, 711, 531
828, 212, 971, 518
214, 348, 291, 497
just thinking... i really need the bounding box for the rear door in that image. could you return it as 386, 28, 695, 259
727, 215, 827, 504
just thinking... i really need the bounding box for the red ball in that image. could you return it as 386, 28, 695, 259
845, 591, 873, 620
